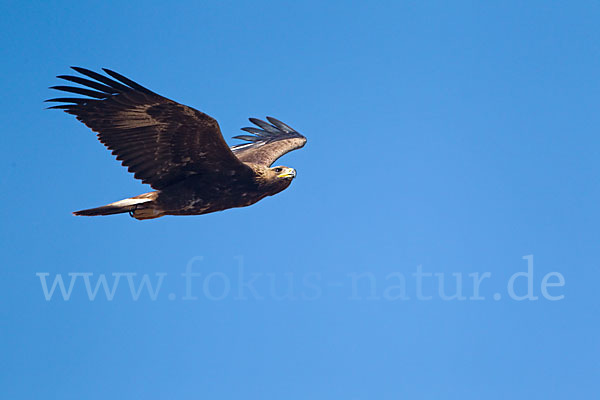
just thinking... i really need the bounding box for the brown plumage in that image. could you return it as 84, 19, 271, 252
47, 67, 306, 220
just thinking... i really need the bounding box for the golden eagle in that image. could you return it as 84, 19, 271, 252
47, 67, 306, 220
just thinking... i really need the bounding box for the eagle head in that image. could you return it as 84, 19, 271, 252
271, 166, 296, 180
253, 165, 296, 195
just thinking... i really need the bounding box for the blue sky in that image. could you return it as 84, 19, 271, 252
1, 1, 599, 398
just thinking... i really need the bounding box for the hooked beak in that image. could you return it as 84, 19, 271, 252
277, 168, 297, 179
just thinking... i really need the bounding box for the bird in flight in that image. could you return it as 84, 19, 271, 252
47, 67, 306, 220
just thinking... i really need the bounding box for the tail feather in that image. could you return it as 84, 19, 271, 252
73, 193, 157, 218
73, 204, 136, 216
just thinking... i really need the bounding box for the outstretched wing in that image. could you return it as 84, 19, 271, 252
47, 67, 253, 190
231, 117, 307, 166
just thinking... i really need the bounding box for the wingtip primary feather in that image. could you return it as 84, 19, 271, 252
233, 135, 261, 141
266, 116, 295, 133
45, 104, 73, 110
102, 68, 156, 95
49, 85, 106, 99
70, 66, 91, 75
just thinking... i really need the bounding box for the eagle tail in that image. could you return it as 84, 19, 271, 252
73, 193, 158, 218
73, 204, 135, 216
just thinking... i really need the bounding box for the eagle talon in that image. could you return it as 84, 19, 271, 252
128, 205, 137, 218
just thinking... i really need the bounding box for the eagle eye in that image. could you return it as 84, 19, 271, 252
274, 167, 283, 173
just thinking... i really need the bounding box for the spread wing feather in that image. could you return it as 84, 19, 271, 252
47, 67, 252, 189
231, 117, 306, 166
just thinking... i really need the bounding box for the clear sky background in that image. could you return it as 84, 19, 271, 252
1, 1, 599, 399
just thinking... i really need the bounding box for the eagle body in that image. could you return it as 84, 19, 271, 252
47, 67, 306, 220
119, 164, 294, 220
